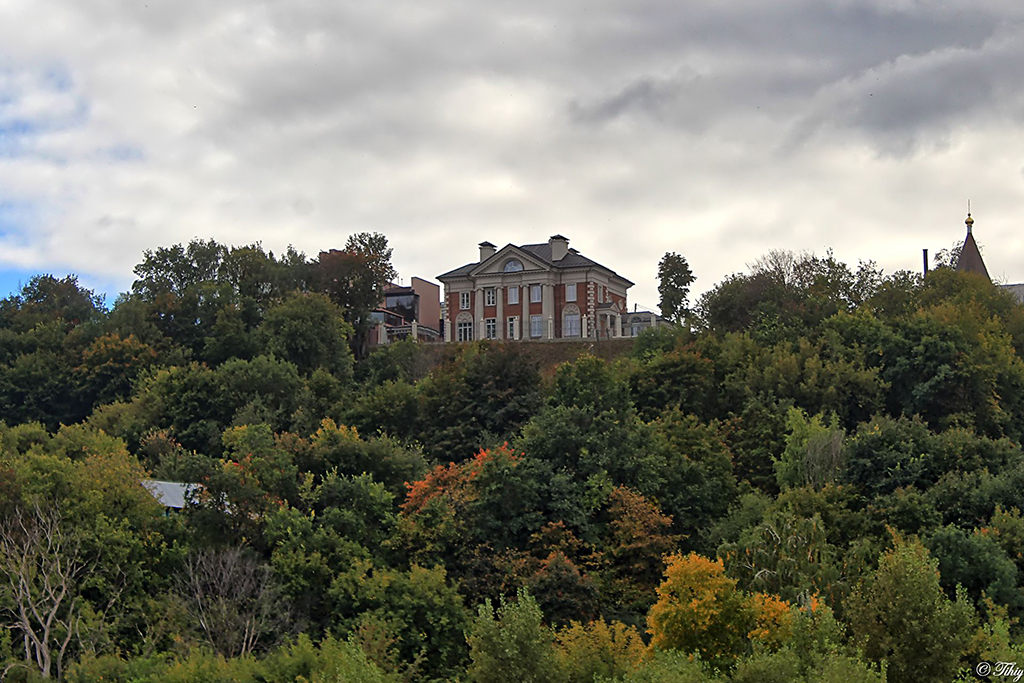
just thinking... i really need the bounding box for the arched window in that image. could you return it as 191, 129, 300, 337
562, 304, 581, 338
503, 259, 524, 273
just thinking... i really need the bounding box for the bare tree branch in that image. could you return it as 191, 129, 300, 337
0, 503, 86, 679
174, 546, 290, 658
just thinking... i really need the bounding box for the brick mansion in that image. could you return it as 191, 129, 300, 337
438, 235, 638, 342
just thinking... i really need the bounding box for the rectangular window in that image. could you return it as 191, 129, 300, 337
485, 318, 497, 339
457, 320, 473, 342
564, 313, 581, 337
530, 314, 543, 338
566, 283, 577, 302
459, 292, 471, 310
597, 286, 604, 303
508, 287, 519, 305
531, 284, 542, 303
485, 288, 496, 306
507, 316, 518, 340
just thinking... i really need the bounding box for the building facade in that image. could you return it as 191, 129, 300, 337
437, 235, 634, 342
621, 309, 672, 337
368, 276, 443, 346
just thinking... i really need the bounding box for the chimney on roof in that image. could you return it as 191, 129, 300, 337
549, 234, 569, 261
479, 241, 496, 263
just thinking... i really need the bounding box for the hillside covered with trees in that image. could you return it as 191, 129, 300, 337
3, 235, 1024, 682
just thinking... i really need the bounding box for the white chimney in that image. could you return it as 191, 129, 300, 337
479, 241, 496, 262
549, 234, 569, 261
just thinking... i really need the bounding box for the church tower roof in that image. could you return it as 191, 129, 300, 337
956, 211, 990, 280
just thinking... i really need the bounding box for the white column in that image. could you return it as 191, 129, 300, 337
411, 320, 418, 341
496, 286, 504, 340
377, 323, 388, 345
522, 286, 528, 341
614, 314, 622, 338
542, 283, 554, 340
474, 286, 483, 340
587, 282, 597, 339
442, 294, 451, 342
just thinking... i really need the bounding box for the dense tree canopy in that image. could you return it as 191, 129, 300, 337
3, 237, 1024, 681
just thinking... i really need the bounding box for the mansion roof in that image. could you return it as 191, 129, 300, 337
438, 241, 633, 285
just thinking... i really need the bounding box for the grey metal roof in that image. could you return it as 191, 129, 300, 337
1000, 283, 1024, 304
142, 479, 199, 509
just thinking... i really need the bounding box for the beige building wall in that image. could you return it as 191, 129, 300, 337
411, 277, 441, 332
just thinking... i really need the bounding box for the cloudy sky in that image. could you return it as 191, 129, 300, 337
3, 0, 1024, 310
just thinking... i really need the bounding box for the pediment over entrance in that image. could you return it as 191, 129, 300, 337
469, 245, 550, 276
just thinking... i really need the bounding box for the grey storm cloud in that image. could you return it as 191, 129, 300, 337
3, 0, 1024, 306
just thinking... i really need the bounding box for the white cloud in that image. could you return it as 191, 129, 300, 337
2, 0, 1024, 310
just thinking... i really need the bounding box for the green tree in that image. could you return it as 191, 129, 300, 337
846, 536, 976, 683
658, 252, 696, 325
261, 292, 354, 378
313, 232, 397, 357
925, 525, 1021, 613
467, 588, 558, 683
774, 408, 844, 491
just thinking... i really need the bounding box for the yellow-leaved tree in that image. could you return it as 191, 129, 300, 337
647, 552, 793, 668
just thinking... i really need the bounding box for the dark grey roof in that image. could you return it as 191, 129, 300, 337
479, 241, 495, 247
519, 242, 596, 268
437, 262, 478, 279
438, 242, 633, 285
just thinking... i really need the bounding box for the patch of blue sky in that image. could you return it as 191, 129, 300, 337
1, 202, 128, 306
0, 268, 125, 308
0, 267, 40, 299
0, 64, 89, 160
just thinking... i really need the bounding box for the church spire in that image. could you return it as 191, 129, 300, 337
956, 206, 989, 281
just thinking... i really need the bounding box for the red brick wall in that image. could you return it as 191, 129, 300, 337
504, 286, 523, 320
447, 291, 474, 324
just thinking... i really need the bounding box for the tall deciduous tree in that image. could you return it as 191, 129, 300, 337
658, 252, 695, 325
846, 536, 976, 683
314, 232, 397, 357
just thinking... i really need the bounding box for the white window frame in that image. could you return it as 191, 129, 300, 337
530, 284, 542, 303
485, 318, 497, 339
566, 283, 577, 302
508, 286, 519, 305
485, 288, 496, 306
597, 286, 604, 303
457, 320, 473, 342
530, 314, 543, 338
507, 316, 518, 340
460, 292, 471, 310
